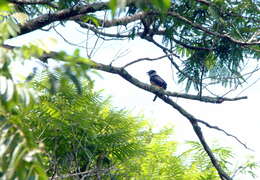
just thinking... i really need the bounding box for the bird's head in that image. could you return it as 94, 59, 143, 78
147, 70, 156, 76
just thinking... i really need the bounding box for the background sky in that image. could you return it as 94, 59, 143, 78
8, 22, 260, 180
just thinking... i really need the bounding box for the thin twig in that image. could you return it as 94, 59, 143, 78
51, 167, 115, 179
123, 53, 177, 68
196, 119, 253, 151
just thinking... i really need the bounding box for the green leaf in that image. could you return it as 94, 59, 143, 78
151, 0, 171, 12
0, 0, 11, 11
7, 142, 27, 179
204, 52, 217, 70
81, 15, 101, 27
7, 18, 20, 37
109, 0, 117, 16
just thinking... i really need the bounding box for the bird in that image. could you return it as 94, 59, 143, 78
147, 70, 167, 101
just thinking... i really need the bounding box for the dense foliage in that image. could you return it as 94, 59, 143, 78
21, 81, 149, 178
1, 78, 246, 179
5, 80, 251, 179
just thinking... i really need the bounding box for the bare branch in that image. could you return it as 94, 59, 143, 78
160, 95, 232, 180
167, 91, 247, 103
123, 53, 178, 68
101, 11, 146, 28
53, 24, 86, 48
196, 119, 252, 151
76, 21, 131, 39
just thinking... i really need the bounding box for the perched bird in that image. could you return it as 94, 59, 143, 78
147, 70, 167, 101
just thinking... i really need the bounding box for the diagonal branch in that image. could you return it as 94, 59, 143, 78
159, 94, 232, 180
196, 119, 252, 151
123, 53, 179, 68
89, 62, 234, 180
1, 44, 248, 104
76, 21, 133, 39
17, 1, 110, 36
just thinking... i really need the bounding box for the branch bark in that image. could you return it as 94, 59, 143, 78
1, 44, 248, 104
18, 1, 109, 35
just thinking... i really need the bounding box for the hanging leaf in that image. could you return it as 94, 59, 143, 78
204, 52, 217, 70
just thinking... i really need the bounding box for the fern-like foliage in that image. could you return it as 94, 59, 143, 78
20, 80, 148, 178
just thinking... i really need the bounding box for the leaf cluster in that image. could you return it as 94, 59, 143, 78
20, 81, 149, 177
0, 115, 47, 180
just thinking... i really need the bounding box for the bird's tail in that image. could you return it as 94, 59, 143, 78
153, 95, 157, 101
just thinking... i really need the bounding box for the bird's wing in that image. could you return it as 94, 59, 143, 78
150, 75, 167, 89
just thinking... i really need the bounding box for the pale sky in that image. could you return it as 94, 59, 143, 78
8, 22, 260, 180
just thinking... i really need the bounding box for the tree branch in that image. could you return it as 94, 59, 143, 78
89, 62, 234, 180
160, 95, 232, 180
13, 1, 259, 47
77, 22, 216, 52
101, 11, 146, 28
196, 119, 252, 150
17, 1, 110, 36
1, 44, 248, 104
123, 53, 179, 68
168, 11, 260, 46
76, 21, 132, 39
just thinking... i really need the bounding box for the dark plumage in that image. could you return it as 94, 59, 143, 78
147, 70, 167, 101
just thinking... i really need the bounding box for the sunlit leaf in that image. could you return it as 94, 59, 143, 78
81, 15, 101, 27
109, 0, 117, 16
0, 0, 11, 11
151, 0, 171, 12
